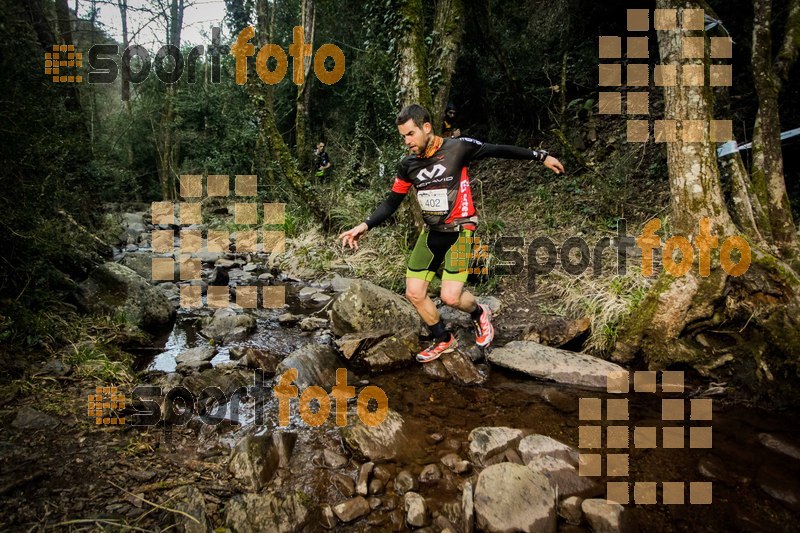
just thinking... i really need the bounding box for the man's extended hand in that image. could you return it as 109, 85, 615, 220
338, 222, 368, 251
543, 155, 565, 174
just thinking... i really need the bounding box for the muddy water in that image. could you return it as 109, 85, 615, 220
142, 286, 800, 532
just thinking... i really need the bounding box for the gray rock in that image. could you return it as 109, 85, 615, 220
369, 478, 384, 495
243, 262, 259, 272
312, 293, 332, 304
487, 341, 627, 391
196, 252, 224, 264
225, 491, 309, 533
201, 309, 256, 344
341, 409, 414, 462
323, 449, 349, 469
468, 427, 524, 467
332, 496, 371, 523
330, 275, 355, 293
298, 287, 321, 300
320, 504, 338, 529
526, 455, 599, 499
439, 349, 487, 385
462, 480, 474, 533
272, 431, 297, 468
36, 359, 71, 377
278, 313, 301, 325
12, 406, 60, 430
276, 344, 341, 390
335, 329, 392, 360
331, 472, 355, 496
518, 434, 580, 467
581, 498, 623, 533
121, 252, 154, 280
77, 263, 175, 333
356, 461, 374, 496
422, 359, 452, 380
394, 470, 418, 495
558, 496, 583, 525
215, 258, 236, 268
328, 280, 425, 336
166, 485, 212, 533
228, 433, 280, 491
441, 453, 471, 474
419, 463, 442, 483
180, 366, 250, 399
230, 347, 279, 374
474, 463, 556, 533
299, 317, 329, 331
361, 329, 421, 372
175, 346, 217, 373
758, 433, 800, 462
404, 492, 428, 527
373, 465, 393, 483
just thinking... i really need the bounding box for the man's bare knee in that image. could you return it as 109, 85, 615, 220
440, 291, 461, 307
405, 288, 426, 305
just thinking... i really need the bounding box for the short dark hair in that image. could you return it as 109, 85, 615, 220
396, 104, 431, 128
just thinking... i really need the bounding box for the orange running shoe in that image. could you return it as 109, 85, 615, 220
416, 334, 458, 363
474, 304, 494, 347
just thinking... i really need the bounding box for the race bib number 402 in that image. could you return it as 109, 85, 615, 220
417, 189, 449, 213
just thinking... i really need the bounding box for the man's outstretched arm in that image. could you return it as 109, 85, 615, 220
464, 139, 565, 174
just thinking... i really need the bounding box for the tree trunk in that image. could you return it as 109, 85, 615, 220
750, 0, 799, 265
295, 0, 315, 169
430, 0, 464, 130
614, 0, 800, 405
250, 0, 328, 227
394, 0, 429, 238
396, 0, 432, 109
155, 0, 184, 200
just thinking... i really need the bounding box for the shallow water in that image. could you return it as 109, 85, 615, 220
141, 285, 800, 531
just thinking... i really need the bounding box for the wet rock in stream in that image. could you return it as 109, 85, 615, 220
329, 279, 426, 336
487, 341, 627, 390
200, 308, 256, 344
474, 462, 556, 533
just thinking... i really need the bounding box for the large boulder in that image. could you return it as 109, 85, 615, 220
77, 262, 175, 333
228, 433, 281, 491
175, 346, 217, 374
525, 455, 599, 499
166, 485, 212, 533
341, 409, 414, 462
225, 491, 310, 533
276, 344, 342, 390
487, 341, 627, 390
200, 308, 256, 344
329, 280, 425, 337
120, 252, 153, 280
468, 427, 524, 467
518, 434, 580, 466
474, 463, 557, 533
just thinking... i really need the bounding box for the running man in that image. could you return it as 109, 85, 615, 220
338, 104, 564, 363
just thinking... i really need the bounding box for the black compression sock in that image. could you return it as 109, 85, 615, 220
429, 320, 449, 342
469, 305, 483, 321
